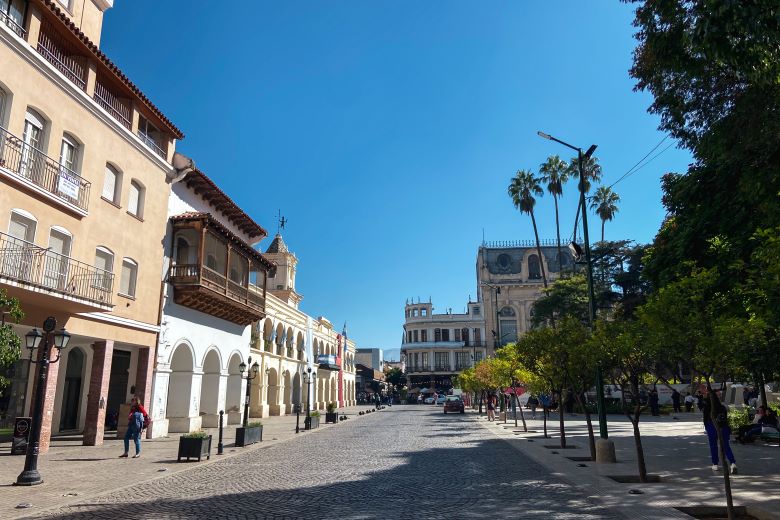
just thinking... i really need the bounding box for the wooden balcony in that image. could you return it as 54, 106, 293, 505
168, 264, 265, 325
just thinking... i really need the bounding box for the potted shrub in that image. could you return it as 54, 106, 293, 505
236, 420, 263, 447
326, 402, 338, 423
178, 431, 212, 462
305, 410, 320, 430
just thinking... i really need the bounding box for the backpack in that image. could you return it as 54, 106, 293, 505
142, 412, 150, 430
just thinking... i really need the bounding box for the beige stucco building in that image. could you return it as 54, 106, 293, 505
0, 0, 181, 451
250, 232, 356, 418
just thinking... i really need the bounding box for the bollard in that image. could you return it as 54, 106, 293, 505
217, 410, 224, 455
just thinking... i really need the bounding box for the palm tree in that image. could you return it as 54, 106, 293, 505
507, 169, 548, 287
539, 155, 570, 275
569, 154, 603, 193
590, 185, 620, 242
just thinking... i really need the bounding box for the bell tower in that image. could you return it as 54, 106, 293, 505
264, 233, 303, 309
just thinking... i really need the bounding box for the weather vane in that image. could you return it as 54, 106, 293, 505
276, 209, 287, 234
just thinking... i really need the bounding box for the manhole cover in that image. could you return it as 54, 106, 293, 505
16, 503, 32, 509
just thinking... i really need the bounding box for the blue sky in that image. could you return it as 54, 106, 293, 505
102, 1, 691, 359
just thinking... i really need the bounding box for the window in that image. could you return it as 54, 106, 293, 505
43, 227, 72, 289
127, 180, 144, 218
175, 237, 191, 265
8, 210, 36, 242
434, 328, 441, 342
21, 109, 45, 178
55, 0, 71, 10
454, 329, 461, 341
421, 352, 429, 369
407, 330, 412, 343
59, 133, 79, 173
102, 164, 121, 203
1, 1, 25, 35
421, 308, 427, 316
528, 254, 541, 280
434, 352, 449, 370
462, 327, 469, 345
475, 351, 483, 363
119, 258, 138, 297
413, 330, 418, 342
474, 328, 481, 342
412, 308, 418, 317
441, 329, 450, 341
204, 233, 226, 273
472, 306, 480, 315
455, 352, 470, 369
94, 246, 114, 291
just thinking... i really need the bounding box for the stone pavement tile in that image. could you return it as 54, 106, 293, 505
23, 406, 619, 520
474, 410, 780, 520
0, 405, 372, 519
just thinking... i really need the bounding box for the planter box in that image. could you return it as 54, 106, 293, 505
325, 412, 338, 424
178, 435, 212, 462
305, 416, 320, 430
236, 426, 263, 447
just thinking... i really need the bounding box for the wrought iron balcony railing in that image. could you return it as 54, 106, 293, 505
37, 22, 86, 90
0, 9, 25, 38
0, 126, 91, 212
0, 231, 113, 306
137, 131, 166, 158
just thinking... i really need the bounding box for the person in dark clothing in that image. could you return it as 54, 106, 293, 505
565, 390, 575, 414
702, 392, 737, 474
696, 391, 705, 411
649, 389, 660, 416
671, 389, 682, 414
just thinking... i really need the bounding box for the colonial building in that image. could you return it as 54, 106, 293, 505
476, 239, 573, 348
249, 232, 356, 418
0, 0, 182, 451
148, 168, 273, 438
401, 299, 487, 392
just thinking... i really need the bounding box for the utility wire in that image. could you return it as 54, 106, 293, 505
607, 137, 673, 189
609, 141, 675, 189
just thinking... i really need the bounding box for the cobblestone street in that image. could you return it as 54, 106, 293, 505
24, 407, 615, 520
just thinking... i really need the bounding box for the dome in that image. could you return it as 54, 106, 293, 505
265, 233, 288, 254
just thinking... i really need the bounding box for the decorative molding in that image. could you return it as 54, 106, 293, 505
77, 311, 160, 332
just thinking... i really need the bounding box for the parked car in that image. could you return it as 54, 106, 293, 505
436, 395, 447, 405
443, 396, 465, 414
424, 396, 436, 404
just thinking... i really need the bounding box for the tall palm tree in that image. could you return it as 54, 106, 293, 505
569, 154, 603, 194
590, 185, 620, 242
539, 155, 570, 275
508, 169, 548, 287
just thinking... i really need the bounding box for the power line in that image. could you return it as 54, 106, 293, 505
611, 141, 675, 188
607, 136, 669, 189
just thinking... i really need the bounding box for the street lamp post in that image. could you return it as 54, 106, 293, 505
538, 130, 616, 463
238, 356, 260, 428
15, 317, 70, 486
302, 367, 316, 430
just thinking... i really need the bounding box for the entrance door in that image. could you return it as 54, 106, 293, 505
104, 350, 131, 429
59, 348, 84, 431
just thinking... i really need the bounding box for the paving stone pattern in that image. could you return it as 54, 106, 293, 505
28, 408, 618, 520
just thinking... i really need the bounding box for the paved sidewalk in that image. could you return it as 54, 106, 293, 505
0, 405, 375, 519
477, 409, 780, 519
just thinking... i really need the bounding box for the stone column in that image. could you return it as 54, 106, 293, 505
83, 341, 114, 446
34, 340, 63, 455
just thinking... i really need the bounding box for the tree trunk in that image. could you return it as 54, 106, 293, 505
632, 406, 648, 483
601, 219, 605, 243
708, 382, 735, 520
576, 391, 596, 461
557, 390, 567, 448
543, 406, 549, 438
554, 194, 563, 276
530, 211, 548, 287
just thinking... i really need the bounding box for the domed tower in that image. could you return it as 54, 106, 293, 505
264, 233, 303, 308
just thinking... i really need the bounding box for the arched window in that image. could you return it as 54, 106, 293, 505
94, 246, 114, 291
119, 258, 138, 297
59, 132, 81, 173
102, 164, 121, 203
498, 306, 517, 346
128, 179, 145, 218
528, 254, 541, 279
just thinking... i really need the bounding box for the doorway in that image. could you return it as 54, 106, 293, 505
59, 347, 84, 431
104, 349, 131, 429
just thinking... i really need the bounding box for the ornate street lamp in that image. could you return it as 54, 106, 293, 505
238, 356, 259, 428
15, 317, 70, 486
302, 367, 316, 430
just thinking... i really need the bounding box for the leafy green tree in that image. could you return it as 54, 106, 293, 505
531, 274, 590, 328
539, 154, 571, 269
590, 186, 620, 242
508, 169, 548, 287
0, 289, 24, 390
384, 367, 404, 387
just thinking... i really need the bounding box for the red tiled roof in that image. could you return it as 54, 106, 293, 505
180, 168, 268, 240
38, 0, 184, 139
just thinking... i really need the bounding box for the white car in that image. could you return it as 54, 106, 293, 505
436, 395, 447, 405
424, 396, 436, 404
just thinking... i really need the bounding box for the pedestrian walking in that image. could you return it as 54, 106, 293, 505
120, 397, 147, 459
696, 391, 705, 411
702, 390, 737, 474
684, 392, 695, 412
671, 389, 682, 414
487, 393, 496, 421
649, 389, 660, 416
528, 395, 539, 419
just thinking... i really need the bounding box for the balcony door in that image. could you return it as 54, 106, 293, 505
4, 211, 36, 282
43, 228, 72, 290
21, 109, 45, 181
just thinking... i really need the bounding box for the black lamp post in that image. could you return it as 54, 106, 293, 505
302, 366, 316, 430
238, 356, 259, 428
15, 317, 70, 486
